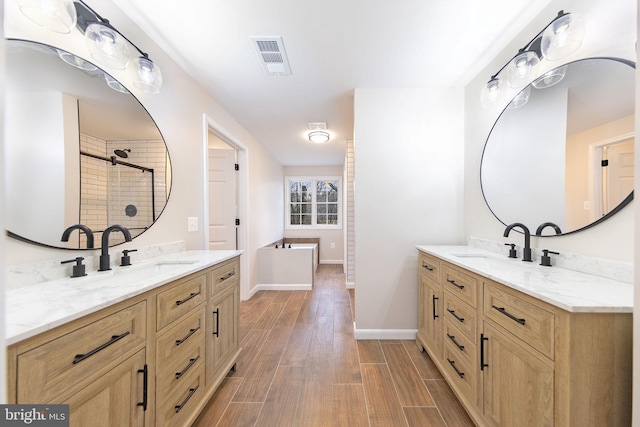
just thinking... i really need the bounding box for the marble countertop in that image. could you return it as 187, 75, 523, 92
417, 245, 633, 314
5, 250, 243, 345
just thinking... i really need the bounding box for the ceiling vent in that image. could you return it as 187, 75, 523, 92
250, 36, 291, 75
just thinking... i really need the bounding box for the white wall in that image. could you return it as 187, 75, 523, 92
2, 0, 284, 297
1, 0, 6, 403
464, 0, 636, 262
353, 88, 465, 336
283, 165, 345, 264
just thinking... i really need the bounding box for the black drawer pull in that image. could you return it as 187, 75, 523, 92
422, 264, 434, 271
137, 364, 148, 411
176, 356, 200, 380
432, 295, 439, 319
447, 358, 465, 378
447, 333, 464, 351
480, 333, 489, 371
492, 305, 526, 325
446, 279, 464, 290
175, 386, 199, 413
446, 308, 465, 323
220, 271, 236, 281
73, 331, 130, 364
212, 309, 220, 337
176, 292, 201, 306
175, 327, 200, 346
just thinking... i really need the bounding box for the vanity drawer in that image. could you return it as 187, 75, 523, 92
16, 301, 146, 403
156, 307, 205, 366
209, 257, 240, 296
443, 294, 477, 341
443, 264, 478, 308
157, 272, 206, 331
157, 363, 206, 427
419, 251, 440, 283
443, 341, 477, 404
484, 282, 555, 359
156, 340, 204, 404
444, 320, 476, 369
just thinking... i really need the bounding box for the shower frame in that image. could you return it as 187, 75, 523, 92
80, 150, 157, 223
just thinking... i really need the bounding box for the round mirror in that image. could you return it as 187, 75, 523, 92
5, 39, 172, 249
481, 58, 634, 236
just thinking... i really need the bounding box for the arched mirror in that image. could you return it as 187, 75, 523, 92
4, 39, 172, 249
481, 58, 634, 236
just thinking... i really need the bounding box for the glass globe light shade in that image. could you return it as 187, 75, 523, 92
507, 86, 531, 110
56, 49, 97, 71
133, 56, 163, 94
506, 51, 540, 88
85, 22, 130, 70
532, 65, 567, 89
104, 74, 129, 94
480, 78, 505, 109
16, 0, 77, 34
541, 13, 585, 61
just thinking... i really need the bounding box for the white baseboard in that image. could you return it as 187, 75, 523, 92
353, 322, 418, 340
255, 283, 312, 291
320, 260, 344, 265
345, 281, 355, 289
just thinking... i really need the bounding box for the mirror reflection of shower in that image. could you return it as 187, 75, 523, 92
113, 148, 131, 158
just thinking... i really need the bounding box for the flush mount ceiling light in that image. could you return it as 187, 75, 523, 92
480, 10, 584, 109
307, 122, 330, 143
15, 0, 77, 34
18, 0, 163, 94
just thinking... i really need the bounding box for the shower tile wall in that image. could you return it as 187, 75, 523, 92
79, 135, 168, 246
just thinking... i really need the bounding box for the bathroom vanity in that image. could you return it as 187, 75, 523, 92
416, 245, 632, 427
5, 251, 241, 427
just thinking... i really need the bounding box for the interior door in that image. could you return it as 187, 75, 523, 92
604, 138, 634, 213
208, 148, 237, 250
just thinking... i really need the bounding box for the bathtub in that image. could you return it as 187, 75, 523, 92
257, 243, 318, 290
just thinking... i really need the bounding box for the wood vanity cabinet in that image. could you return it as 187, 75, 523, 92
416, 250, 632, 427
416, 252, 443, 359
6, 256, 241, 427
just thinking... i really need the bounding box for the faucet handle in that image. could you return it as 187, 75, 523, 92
504, 243, 517, 259
121, 249, 137, 267
61, 257, 87, 278
540, 249, 560, 267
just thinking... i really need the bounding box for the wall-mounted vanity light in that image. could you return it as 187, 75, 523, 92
307, 123, 331, 143
481, 10, 584, 109
15, 0, 163, 94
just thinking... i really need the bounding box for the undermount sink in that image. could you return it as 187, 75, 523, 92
451, 253, 489, 259
114, 260, 198, 280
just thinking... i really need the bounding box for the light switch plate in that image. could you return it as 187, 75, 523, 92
188, 217, 198, 232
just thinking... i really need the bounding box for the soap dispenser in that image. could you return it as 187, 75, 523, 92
504, 243, 517, 258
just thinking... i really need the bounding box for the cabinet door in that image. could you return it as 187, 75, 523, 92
206, 284, 239, 385
64, 349, 146, 427
482, 322, 553, 427
419, 275, 443, 359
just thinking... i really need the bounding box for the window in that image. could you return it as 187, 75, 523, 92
286, 177, 341, 228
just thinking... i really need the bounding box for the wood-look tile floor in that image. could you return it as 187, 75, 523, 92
193, 264, 475, 427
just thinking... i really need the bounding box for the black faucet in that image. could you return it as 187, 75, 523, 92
61, 224, 94, 248
503, 223, 532, 262
99, 225, 132, 271
535, 222, 562, 236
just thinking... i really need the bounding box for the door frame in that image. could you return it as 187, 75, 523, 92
587, 132, 634, 221
202, 114, 250, 300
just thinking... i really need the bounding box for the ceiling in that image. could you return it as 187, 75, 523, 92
112, 0, 553, 166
